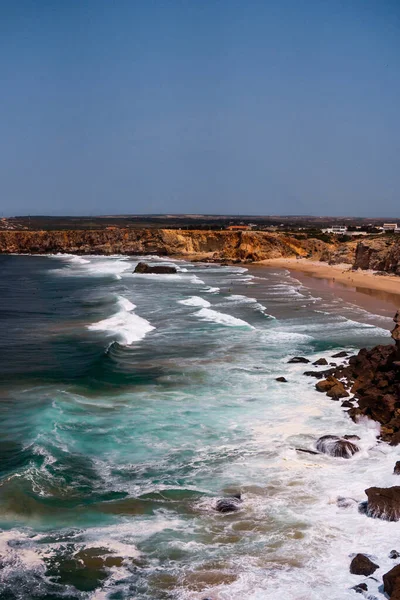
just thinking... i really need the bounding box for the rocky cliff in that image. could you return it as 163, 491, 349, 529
0, 229, 330, 262
353, 238, 400, 274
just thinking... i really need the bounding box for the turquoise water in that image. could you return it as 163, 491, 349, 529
0, 254, 399, 599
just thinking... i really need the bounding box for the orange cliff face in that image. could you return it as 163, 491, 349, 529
0, 228, 332, 263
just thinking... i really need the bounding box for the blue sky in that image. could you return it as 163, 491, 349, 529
1, 0, 399, 217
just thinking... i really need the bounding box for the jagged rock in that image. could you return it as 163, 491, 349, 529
313, 358, 328, 366
364, 486, 400, 521
341, 400, 354, 408
352, 583, 368, 593
215, 494, 242, 513
134, 262, 177, 274
392, 310, 400, 353
332, 351, 349, 358
350, 554, 379, 576
288, 356, 310, 364
303, 368, 336, 379
394, 462, 400, 475
315, 376, 349, 399
390, 550, 400, 559
315, 435, 359, 458
383, 564, 400, 599
276, 377, 288, 382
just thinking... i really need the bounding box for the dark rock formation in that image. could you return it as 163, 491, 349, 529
313, 358, 328, 366
341, 400, 354, 408
394, 462, 400, 475
352, 583, 368, 593
364, 486, 400, 521
276, 376, 288, 382
315, 435, 359, 458
303, 368, 336, 379
215, 494, 242, 513
332, 351, 349, 358
315, 376, 349, 399
314, 320, 400, 444
296, 448, 319, 455
383, 564, 400, 599
350, 554, 379, 576
390, 550, 400, 559
288, 356, 310, 364
134, 262, 177, 274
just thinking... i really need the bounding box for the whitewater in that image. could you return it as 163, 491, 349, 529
0, 253, 399, 600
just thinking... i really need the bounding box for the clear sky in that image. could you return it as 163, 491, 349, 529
1, 0, 399, 217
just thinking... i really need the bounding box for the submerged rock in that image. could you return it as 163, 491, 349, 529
215, 494, 242, 513
315, 435, 359, 458
364, 486, 400, 521
352, 583, 368, 593
288, 356, 310, 364
394, 462, 400, 475
350, 554, 379, 576
134, 262, 177, 274
390, 550, 400, 559
337, 496, 358, 508
276, 376, 288, 382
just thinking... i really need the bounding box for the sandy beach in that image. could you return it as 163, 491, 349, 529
259, 258, 400, 299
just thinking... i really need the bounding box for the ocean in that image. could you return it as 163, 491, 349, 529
0, 254, 399, 600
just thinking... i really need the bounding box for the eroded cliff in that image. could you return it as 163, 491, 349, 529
353, 238, 400, 275
0, 228, 330, 262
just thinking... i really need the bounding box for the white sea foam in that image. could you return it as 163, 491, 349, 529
196, 307, 254, 328
178, 296, 211, 308
88, 296, 154, 345
203, 286, 220, 293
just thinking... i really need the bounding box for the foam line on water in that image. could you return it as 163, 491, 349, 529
178, 296, 211, 308
88, 295, 154, 345
196, 307, 255, 328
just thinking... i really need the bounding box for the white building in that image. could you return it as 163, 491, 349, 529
321, 225, 348, 235
382, 223, 398, 232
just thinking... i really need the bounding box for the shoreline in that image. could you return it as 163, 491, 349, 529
257, 258, 400, 309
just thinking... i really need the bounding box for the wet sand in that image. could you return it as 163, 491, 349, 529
251, 259, 400, 325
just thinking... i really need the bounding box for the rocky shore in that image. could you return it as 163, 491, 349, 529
294, 311, 400, 598
310, 310, 400, 445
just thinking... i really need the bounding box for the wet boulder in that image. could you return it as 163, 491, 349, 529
288, 356, 310, 364
390, 550, 400, 559
215, 494, 242, 513
394, 462, 400, 475
364, 486, 400, 521
332, 351, 349, 358
383, 564, 400, 599
315, 435, 360, 458
276, 376, 288, 383
313, 358, 328, 366
134, 262, 177, 274
315, 376, 350, 399
352, 583, 368, 594
350, 554, 379, 576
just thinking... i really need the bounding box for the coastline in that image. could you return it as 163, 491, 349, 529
258, 258, 400, 307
